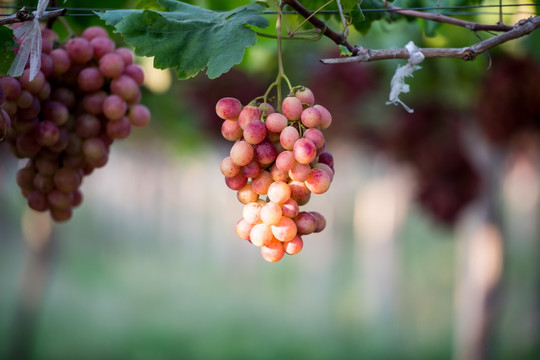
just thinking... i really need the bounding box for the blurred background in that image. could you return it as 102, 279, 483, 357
1, 0, 540, 359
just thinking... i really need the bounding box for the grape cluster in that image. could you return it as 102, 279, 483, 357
217, 87, 334, 262
384, 105, 480, 226
0, 26, 151, 221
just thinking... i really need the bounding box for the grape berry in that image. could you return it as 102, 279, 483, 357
0, 25, 151, 222
217, 88, 334, 262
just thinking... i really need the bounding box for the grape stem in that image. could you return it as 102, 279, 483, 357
0, 7, 66, 26
256, 1, 293, 113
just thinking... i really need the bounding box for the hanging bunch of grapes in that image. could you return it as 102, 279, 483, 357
216, 87, 334, 262
0, 25, 151, 222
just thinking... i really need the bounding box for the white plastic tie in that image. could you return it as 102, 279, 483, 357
385, 41, 424, 113
7, 0, 50, 81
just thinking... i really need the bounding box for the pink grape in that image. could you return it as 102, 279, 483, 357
251, 171, 273, 195
305, 168, 331, 194
216, 97, 242, 120
78, 67, 104, 92
115, 48, 134, 66
243, 202, 263, 224
220, 156, 240, 177
225, 174, 248, 190
258, 102, 274, 116
303, 128, 325, 149
261, 238, 285, 262
27, 191, 48, 212
16, 166, 35, 190
270, 164, 289, 182
221, 119, 243, 141
124, 65, 145, 86
317, 151, 334, 169
83, 91, 107, 115
275, 150, 295, 172
267, 181, 291, 204
16, 133, 41, 157
66, 37, 94, 64
284, 235, 303, 255
237, 183, 259, 204
82, 137, 107, 161
289, 180, 311, 206
293, 138, 317, 164
99, 53, 125, 78
282, 96, 303, 121
265, 112, 288, 133
50, 48, 71, 76
75, 114, 101, 138
294, 211, 317, 235
107, 116, 131, 139
260, 202, 282, 226
295, 87, 315, 106
281, 198, 299, 218
128, 104, 151, 127
90, 37, 115, 59
40, 54, 54, 77
83, 26, 109, 40
103, 94, 127, 121
313, 162, 334, 181
110, 75, 140, 101
280, 126, 300, 150
50, 207, 73, 222
236, 218, 254, 240
250, 223, 274, 247
48, 190, 72, 210
271, 216, 297, 242
44, 101, 69, 125
253, 140, 277, 166
15, 90, 33, 109
314, 104, 332, 129
19, 70, 45, 94
300, 107, 322, 128
310, 211, 327, 233
243, 120, 266, 145
36, 121, 60, 147
51, 87, 76, 109
288, 162, 310, 182
238, 105, 261, 129
33, 173, 54, 193
0, 77, 21, 100
240, 159, 260, 178
230, 140, 254, 166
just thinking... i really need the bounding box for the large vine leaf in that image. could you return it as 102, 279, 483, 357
0, 26, 16, 75
97, 0, 269, 79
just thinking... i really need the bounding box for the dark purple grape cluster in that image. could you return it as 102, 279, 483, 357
476, 55, 540, 146
384, 105, 481, 226
0, 26, 151, 221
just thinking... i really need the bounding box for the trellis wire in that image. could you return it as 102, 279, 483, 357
0, 3, 538, 16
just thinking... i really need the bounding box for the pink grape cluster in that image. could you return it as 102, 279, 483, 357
0, 26, 151, 221
217, 87, 335, 262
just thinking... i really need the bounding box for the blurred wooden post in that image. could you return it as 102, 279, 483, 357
454, 128, 505, 360
6, 210, 56, 360
353, 157, 411, 325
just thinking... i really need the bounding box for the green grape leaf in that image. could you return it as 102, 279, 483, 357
353, 0, 386, 34
339, 44, 353, 56
0, 26, 16, 75
134, 0, 166, 11
97, 0, 269, 79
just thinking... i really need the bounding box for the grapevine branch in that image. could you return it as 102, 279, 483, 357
386, 5, 513, 32
321, 16, 540, 63
282, 0, 539, 63
282, 0, 361, 55
0, 7, 66, 26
